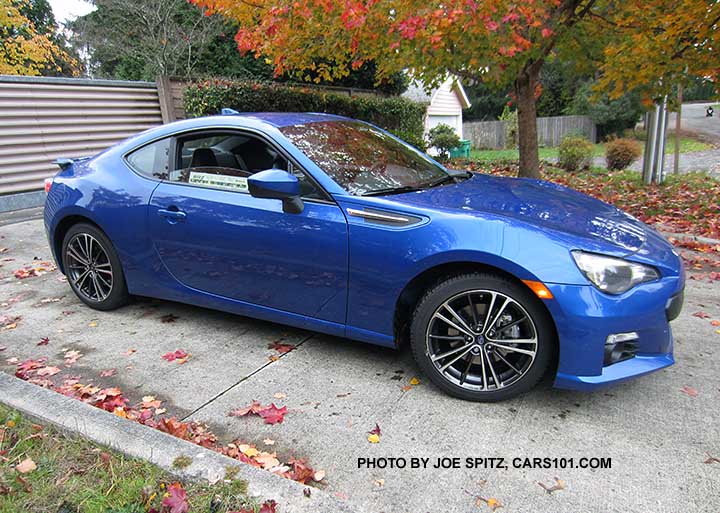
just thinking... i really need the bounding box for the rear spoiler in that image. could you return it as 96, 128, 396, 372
53, 156, 92, 170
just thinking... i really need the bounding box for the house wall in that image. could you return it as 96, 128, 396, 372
426, 81, 463, 138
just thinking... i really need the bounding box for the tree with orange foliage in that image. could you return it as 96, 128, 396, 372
189, 0, 719, 178
0, 0, 76, 76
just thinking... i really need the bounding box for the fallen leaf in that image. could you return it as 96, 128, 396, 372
273, 392, 287, 399
259, 500, 278, 513
162, 482, 189, 513
36, 366, 61, 377
374, 478, 385, 487
268, 340, 295, 354
37, 337, 49, 346
368, 423, 381, 436
16, 458, 37, 474
537, 477, 565, 494
313, 470, 326, 482
409, 377, 420, 385
268, 355, 280, 362
263, 438, 275, 445
6, 357, 19, 364
257, 404, 288, 425
367, 433, 380, 444
161, 349, 189, 362
681, 385, 699, 397
692, 311, 711, 319
703, 454, 720, 464
64, 350, 82, 365
711, 320, 720, 327
15, 475, 31, 493
228, 401, 263, 417
100, 368, 117, 377
256, 452, 280, 469
400, 385, 412, 392
123, 348, 136, 356
88, 321, 97, 328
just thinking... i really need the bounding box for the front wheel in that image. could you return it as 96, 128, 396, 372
410, 273, 556, 402
61, 223, 129, 311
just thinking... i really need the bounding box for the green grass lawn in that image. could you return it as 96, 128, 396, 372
0, 406, 263, 513
468, 135, 711, 164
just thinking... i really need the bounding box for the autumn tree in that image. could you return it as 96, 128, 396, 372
0, 0, 75, 76
189, 0, 720, 178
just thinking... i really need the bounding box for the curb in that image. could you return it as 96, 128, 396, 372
0, 373, 362, 513
659, 230, 720, 246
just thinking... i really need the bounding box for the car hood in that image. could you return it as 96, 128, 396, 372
389, 173, 655, 253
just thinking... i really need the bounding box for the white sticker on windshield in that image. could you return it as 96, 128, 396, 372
188, 172, 248, 192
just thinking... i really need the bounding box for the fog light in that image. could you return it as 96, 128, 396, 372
605, 332, 639, 345
604, 332, 639, 366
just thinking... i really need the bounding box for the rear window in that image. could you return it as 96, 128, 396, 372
125, 138, 170, 180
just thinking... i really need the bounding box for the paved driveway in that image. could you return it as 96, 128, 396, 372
1, 215, 718, 513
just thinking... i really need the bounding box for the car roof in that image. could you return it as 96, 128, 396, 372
224, 112, 352, 127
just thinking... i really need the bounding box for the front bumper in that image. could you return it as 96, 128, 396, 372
545, 277, 683, 391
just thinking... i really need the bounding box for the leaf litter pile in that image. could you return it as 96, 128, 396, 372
6, 354, 323, 486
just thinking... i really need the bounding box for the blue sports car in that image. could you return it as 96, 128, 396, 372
44, 112, 684, 401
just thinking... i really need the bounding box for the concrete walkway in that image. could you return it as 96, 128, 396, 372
1, 217, 719, 513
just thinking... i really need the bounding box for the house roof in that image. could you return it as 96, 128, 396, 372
402, 76, 471, 110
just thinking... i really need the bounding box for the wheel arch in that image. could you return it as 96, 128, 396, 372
393, 260, 559, 357
52, 214, 106, 274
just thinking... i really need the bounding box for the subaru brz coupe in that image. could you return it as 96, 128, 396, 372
44, 112, 684, 401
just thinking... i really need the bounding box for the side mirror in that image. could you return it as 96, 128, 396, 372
248, 169, 304, 214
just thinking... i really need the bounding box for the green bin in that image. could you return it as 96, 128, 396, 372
449, 139, 472, 158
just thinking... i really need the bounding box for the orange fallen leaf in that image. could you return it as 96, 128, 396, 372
681, 385, 699, 397
16, 458, 36, 474
537, 477, 565, 494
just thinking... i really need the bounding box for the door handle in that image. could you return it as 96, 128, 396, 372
158, 208, 186, 222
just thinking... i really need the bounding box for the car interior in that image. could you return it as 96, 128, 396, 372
169, 133, 320, 198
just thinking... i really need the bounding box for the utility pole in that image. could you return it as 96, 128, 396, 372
642, 98, 669, 184
673, 83, 683, 175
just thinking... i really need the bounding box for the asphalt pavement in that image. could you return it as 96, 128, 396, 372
1, 216, 718, 513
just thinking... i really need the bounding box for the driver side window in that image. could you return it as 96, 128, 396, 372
170, 130, 322, 199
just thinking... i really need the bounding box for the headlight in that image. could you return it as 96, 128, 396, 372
571, 250, 659, 294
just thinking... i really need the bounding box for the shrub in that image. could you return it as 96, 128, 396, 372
605, 137, 642, 170
558, 135, 594, 171
428, 124, 461, 159
183, 79, 427, 150
499, 105, 518, 148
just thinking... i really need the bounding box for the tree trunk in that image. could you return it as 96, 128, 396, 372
515, 63, 542, 179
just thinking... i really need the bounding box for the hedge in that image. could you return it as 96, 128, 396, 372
183, 79, 428, 149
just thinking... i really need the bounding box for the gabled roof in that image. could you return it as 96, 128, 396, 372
402, 76, 471, 109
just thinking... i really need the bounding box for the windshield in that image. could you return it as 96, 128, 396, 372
280, 121, 448, 196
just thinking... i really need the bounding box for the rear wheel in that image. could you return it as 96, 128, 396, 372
410, 273, 555, 402
61, 223, 129, 311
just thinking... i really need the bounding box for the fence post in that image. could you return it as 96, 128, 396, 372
156, 75, 175, 124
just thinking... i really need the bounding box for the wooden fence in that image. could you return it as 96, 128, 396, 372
463, 115, 596, 149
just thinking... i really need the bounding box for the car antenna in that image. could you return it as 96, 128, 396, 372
220, 108, 240, 115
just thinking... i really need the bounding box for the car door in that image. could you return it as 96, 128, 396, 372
146, 129, 348, 324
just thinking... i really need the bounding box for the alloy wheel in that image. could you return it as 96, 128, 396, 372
65, 233, 114, 302
425, 289, 538, 392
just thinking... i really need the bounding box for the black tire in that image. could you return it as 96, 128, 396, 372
61, 223, 129, 311
410, 272, 556, 402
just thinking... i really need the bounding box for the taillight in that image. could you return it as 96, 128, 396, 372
44, 178, 52, 194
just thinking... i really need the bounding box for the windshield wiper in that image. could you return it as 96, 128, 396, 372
361, 185, 424, 196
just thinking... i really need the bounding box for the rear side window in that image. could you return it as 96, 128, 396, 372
125, 138, 170, 180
